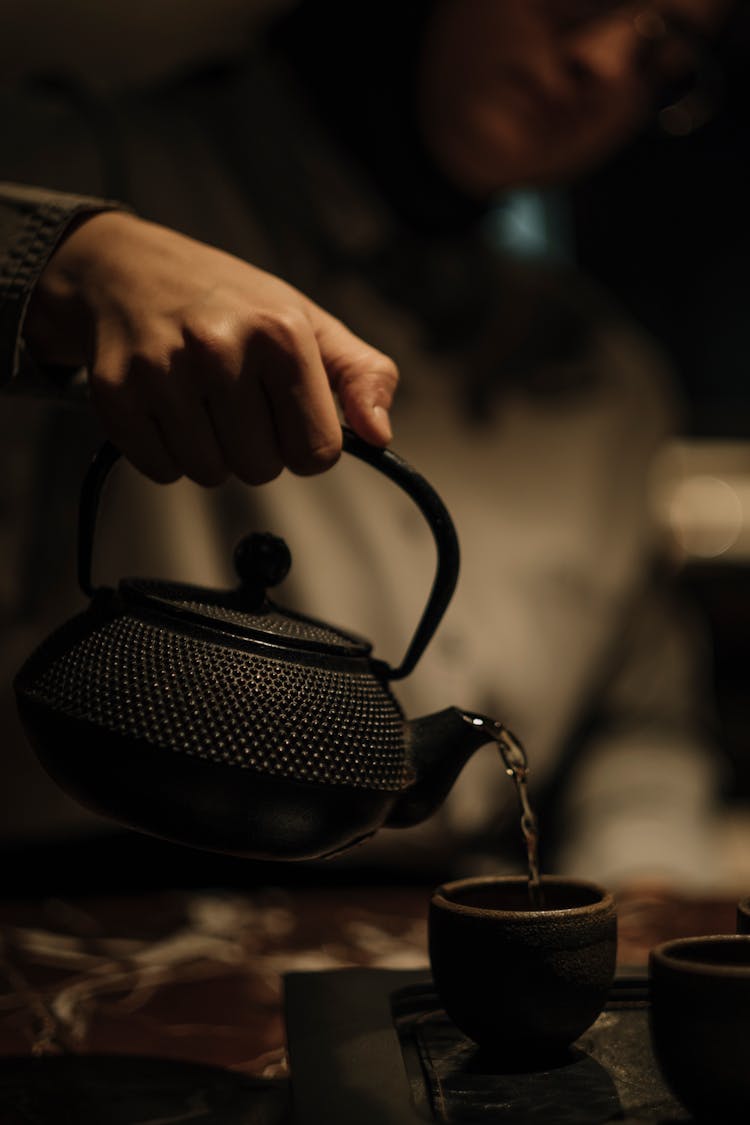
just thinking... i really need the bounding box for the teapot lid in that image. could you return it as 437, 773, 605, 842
78, 430, 461, 680
118, 531, 372, 659
119, 578, 372, 658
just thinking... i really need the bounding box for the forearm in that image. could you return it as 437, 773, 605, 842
0, 181, 128, 392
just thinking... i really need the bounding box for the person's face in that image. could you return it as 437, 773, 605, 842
417, 0, 732, 196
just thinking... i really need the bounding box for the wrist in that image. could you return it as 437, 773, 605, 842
23, 209, 134, 368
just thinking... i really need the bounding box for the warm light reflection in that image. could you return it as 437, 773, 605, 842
651, 441, 750, 563
668, 474, 743, 559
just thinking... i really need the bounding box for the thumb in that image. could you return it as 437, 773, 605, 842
309, 303, 398, 445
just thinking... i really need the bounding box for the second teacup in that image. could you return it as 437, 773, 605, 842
650, 935, 750, 1120
428, 875, 617, 1061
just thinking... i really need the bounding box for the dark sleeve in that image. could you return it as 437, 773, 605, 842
0, 181, 129, 393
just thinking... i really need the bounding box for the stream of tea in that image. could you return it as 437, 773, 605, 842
463, 713, 544, 908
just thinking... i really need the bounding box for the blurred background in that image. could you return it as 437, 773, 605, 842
572, 25, 750, 818
497, 26, 750, 808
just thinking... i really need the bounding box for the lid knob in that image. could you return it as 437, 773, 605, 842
234, 532, 292, 592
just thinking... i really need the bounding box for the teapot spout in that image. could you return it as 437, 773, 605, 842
385, 707, 496, 829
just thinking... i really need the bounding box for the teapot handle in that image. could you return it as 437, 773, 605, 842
78, 427, 459, 681
339, 428, 459, 680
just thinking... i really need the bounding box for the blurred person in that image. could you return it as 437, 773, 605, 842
0, 0, 738, 890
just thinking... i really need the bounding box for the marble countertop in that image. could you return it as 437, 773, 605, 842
0, 882, 739, 1123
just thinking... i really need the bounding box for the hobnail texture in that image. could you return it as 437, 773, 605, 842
17, 602, 409, 792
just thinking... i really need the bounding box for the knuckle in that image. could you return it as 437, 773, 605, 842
130, 335, 181, 372
374, 354, 399, 389
184, 318, 246, 393
336, 351, 399, 401
184, 317, 235, 366
290, 437, 342, 477
261, 306, 310, 352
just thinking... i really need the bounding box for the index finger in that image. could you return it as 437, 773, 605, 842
308, 305, 398, 446
256, 308, 344, 475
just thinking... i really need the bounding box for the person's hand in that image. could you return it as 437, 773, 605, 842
23, 210, 397, 485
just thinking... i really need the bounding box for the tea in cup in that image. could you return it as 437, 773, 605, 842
428, 875, 617, 1061
649, 934, 750, 1119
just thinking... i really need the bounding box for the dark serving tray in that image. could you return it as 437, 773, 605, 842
284, 968, 691, 1124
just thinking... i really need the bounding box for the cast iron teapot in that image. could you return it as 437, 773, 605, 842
14, 428, 498, 860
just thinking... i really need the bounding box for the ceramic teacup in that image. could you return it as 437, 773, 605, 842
428, 875, 617, 1061
649, 935, 750, 1120
736, 896, 750, 933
